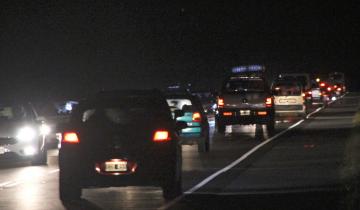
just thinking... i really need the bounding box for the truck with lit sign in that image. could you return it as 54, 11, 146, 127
215, 65, 275, 135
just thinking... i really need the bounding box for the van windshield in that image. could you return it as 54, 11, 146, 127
273, 83, 302, 96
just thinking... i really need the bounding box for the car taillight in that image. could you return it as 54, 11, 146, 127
327, 87, 332, 91
192, 112, 201, 122
265, 97, 273, 107
308, 91, 312, 95
153, 130, 171, 142
320, 82, 326, 87
62, 132, 80, 144
218, 98, 224, 108
337, 87, 342, 91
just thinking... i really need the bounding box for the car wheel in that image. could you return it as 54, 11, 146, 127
162, 147, 182, 200
31, 148, 47, 166
266, 118, 275, 136
198, 135, 210, 153
59, 167, 82, 202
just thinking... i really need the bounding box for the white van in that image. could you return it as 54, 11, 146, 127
272, 80, 306, 117
278, 73, 312, 102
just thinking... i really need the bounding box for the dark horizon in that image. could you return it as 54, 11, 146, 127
0, 1, 359, 101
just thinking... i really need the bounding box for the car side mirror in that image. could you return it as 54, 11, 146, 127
176, 121, 188, 131
174, 110, 185, 119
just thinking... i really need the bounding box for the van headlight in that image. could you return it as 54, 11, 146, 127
16, 127, 37, 142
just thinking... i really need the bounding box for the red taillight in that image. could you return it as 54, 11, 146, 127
218, 98, 224, 108
63, 132, 80, 144
153, 130, 171, 142
337, 87, 342, 91
265, 97, 273, 107
308, 91, 312, 95
192, 112, 201, 122
320, 83, 326, 87
223, 112, 233, 116
327, 87, 332, 91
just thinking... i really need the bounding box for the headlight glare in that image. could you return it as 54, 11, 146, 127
16, 127, 37, 142
40, 124, 51, 135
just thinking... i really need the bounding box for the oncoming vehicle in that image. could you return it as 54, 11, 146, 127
165, 93, 210, 153
216, 65, 275, 134
0, 103, 49, 165
272, 80, 306, 117
58, 90, 185, 202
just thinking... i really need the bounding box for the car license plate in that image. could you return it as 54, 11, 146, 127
0, 147, 5, 155
105, 161, 127, 172
240, 110, 250, 116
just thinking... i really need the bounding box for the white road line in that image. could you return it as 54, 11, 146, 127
0, 181, 15, 188
158, 95, 344, 210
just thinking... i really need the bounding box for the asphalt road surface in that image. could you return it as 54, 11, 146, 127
0, 93, 359, 210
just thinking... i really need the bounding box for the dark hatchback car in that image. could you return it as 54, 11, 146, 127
58, 90, 185, 202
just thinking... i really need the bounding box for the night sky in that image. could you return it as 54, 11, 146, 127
0, 1, 359, 101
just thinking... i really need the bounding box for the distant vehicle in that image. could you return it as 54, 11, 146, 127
58, 90, 185, 202
191, 91, 217, 114
278, 73, 312, 102
271, 80, 306, 117
310, 81, 325, 105
216, 65, 275, 134
55, 101, 79, 114
165, 93, 210, 153
0, 102, 49, 165
329, 72, 346, 95
319, 81, 335, 103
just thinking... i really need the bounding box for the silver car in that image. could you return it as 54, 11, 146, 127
0, 103, 49, 165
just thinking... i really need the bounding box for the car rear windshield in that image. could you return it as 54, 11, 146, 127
273, 83, 302, 96
80, 97, 169, 125
0, 105, 28, 121
223, 79, 265, 93
166, 99, 193, 111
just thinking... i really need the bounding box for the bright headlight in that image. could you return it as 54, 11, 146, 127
40, 124, 51, 135
16, 127, 37, 142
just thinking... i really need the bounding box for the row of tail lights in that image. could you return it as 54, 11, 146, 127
222, 111, 267, 116
61, 130, 172, 144
217, 97, 273, 108
320, 82, 343, 92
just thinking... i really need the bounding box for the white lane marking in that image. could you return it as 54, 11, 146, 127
158, 120, 304, 210
0, 181, 14, 188
158, 96, 344, 210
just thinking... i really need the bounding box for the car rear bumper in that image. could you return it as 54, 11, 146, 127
275, 105, 306, 115
59, 144, 178, 188
216, 108, 274, 125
